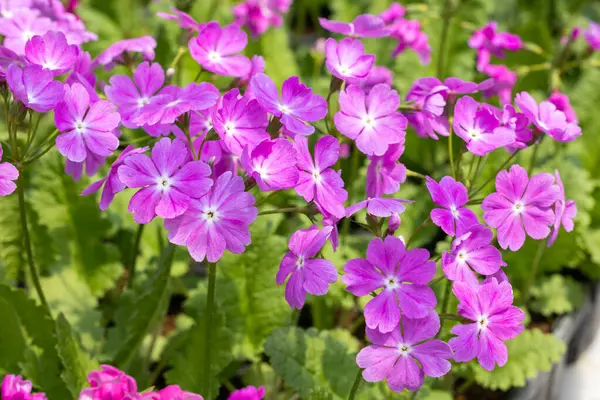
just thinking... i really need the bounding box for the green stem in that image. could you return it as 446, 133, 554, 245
168, 47, 188, 70
527, 138, 542, 176
406, 169, 426, 179
523, 240, 546, 302
469, 150, 519, 198
435, 280, 452, 338
341, 147, 361, 240
204, 262, 217, 398
347, 368, 362, 400
405, 216, 431, 248
193, 68, 204, 83
448, 127, 456, 179
436, 0, 454, 79
126, 224, 145, 289
258, 206, 307, 216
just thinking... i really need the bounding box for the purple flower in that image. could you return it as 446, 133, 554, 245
343, 236, 436, 332
346, 197, 411, 218
366, 143, 406, 198
379, 3, 405, 25
357, 310, 452, 392
79, 365, 137, 400
548, 90, 578, 123
294, 135, 348, 219
0, 145, 18, 196
118, 138, 212, 223
233, 0, 290, 39
54, 83, 120, 162
548, 170, 577, 247
325, 38, 375, 81
468, 22, 522, 71
0, 45, 21, 81
426, 176, 479, 236
241, 138, 298, 191
404, 77, 449, 139
156, 8, 205, 33
389, 19, 431, 64
157, 385, 203, 400
66, 50, 98, 101
319, 14, 388, 38
0, 10, 55, 54
2, 374, 47, 400
489, 104, 532, 151
82, 145, 148, 210
94, 36, 156, 68
442, 224, 506, 286
276, 225, 337, 309
453, 96, 514, 156
189, 22, 251, 78
105, 61, 165, 129
347, 65, 393, 94
165, 171, 258, 262
24, 31, 79, 75
482, 164, 560, 251
482, 64, 517, 105
334, 84, 406, 156
7, 64, 63, 112
228, 385, 265, 400
213, 89, 269, 156
584, 21, 600, 51
450, 279, 525, 371
65, 151, 106, 182
251, 73, 327, 136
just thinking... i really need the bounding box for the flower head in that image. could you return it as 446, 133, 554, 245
2, 374, 47, 400
481, 64, 517, 105
489, 104, 532, 151
241, 138, 298, 191
343, 236, 437, 332
345, 197, 411, 218
227, 385, 265, 400
548, 170, 577, 247
334, 84, 406, 156
347, 65, 393, 94
319, 14, 388, 38
379, 3, 405, 25
79, 365, 137, 400
482, 164, 560, 251
7, 64, 64, 112
24, 31, 79, 75
366, 143, 406, 198
0, 144, 18, 196
156, 8, 205, 33
584, 21, 600, 51
94, 36, 156, 68
468, 22, 522, 71
233, 0, 290, 38
357, 310, 452, 392
0, 10, 55, 54
426, 176, 479, 236
389, 19, 431, 64
450, 279, 525, 371
548, 90, 578, 123
157, 385, 204, 400
325, 38, 375, 81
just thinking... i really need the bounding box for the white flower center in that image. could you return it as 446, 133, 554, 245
362, 115, 376, 129
456, 250, 468, 263
156, 175, 172, 190
253, 164, 268, 178
296, 256, 305, 269
208, 51, 221, 63
137, 96, 150, 108
201, 207, 220, 223
41, 60, 58, 70
384, 276, 399, 290
338, 64, 351, 76
22, 30, 34, 40
205, 118, 213, 130
468, 128, 481, 140
224, 121, 235, 135
312, 169, 322, 183
450, 205, 459, 218
75, 120, 86, 134
279, 104, 290, 114
397, 343, 412, 356
512, 200, 525, 214
477, 315, 489, 331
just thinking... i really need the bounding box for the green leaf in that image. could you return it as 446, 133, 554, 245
55, 314, 100, 398
260, 28, 299, 86
0, 297, 28, 371
530, 275, 585, 316
308, 387, 334, 400
472, 329, 566, 391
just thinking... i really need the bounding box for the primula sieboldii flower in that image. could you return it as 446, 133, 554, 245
24, 31, 79, 76
335, 84, 406, 156
357, 310, 452, 392
0, 45, 21, 81
442, 224, 506, 286
156, 7, 205, 33
481, 64, 517, 105
0, 145, 18, 196
450, 279, 525, 371
389, 19, 431, 64
347, 65, 393, 94
189, 22, 251, 78
82, 145, 149, 210
66, 50, 98, 101
379, 2, 405, 25
228, 385, 265, 400
165, 171, 258, 262
403, 77, 449, 139
325, 38, 375, 81
239, 55, 265, 98
426, 176, 478, 237
366, 142, 406, 198
468, 21, 522, 71
94, 36, 156, 68
548, 90, 578, 123
0, 9, 55, 54
486, 104, 532, 151
157, 385, 204, 399
213, 88, 269, 156
276, 225, 337, 309
345, 197, 411, 218
342, 236, 436, 332
65, 150, 106, 182
233, 0, 291, 39
583, 21, 600, 51
548, 170, 577, 247
319, 14, 389, 38
515, 91, 582, 142
482, 164, 560, 251
453, 96, 514, 156
251, 73, 327, 136
54, 83, 120, 162
240, 138, 299, 191
118, 138, 213, 224
7, 64, 64, 112
105, 61, 165, 129
294, 135, 348, 219
78, 365, 139, 400
2, 374, 47, 400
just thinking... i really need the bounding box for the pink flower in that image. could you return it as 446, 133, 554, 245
548, 170, 577, 247
25, 31, 79, 76
403, 77, 449, 139
481, 64, 517, 105
2, 374, 47, 400
7, 64, 64, 112
156, 8, 205, 33
468, 22, 522, 71
366, 143, 406, 198
241, 138, 299, 191
335, 84, 406, 156
548, 90, 578, 123
276, 225, 337, 309
227, 385, 265, 400
79, 365, 137, 400
379, 3, 405, 25
583, 21, 600, 51
294, 135, 348, 219
165, 171, 257, 262
442, 224, 506, 286
343, 236, 436, 332
233, 0, 290, 38
389, 19, 431, 64
0, 10, 55, 54
54, 83, 120, 162
212, 89, 269, 156
357, 310, 452, 392
347, 65, 393, 94
319, 14, 388, 38
482, 164, 560, 251
157, 385, 203, 400
325, 38, 375, 81
489, 104, 532, 151
0, 45, 21, 81
251, 73, 327, 136
189, 22, 251, 77
0, 144, 18, 196
65, 151, 106, 182
450, 279, 525, 371
346, 197, 411, 218
118, 138, 213, 223
426, 176, 479, 236
94, 36, 156, 68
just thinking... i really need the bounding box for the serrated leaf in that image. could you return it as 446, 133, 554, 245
530, 275, 584, 316
309, 387, 334, 400
472, 329, 565, 391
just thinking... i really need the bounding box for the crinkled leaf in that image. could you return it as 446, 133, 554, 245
530, 275, 585, 316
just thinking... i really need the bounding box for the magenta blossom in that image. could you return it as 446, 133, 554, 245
442, 224, 506, 286
213, 88, 269, 156
389, 19, 431, 64
189, 22, 251, 77
488, 104, 532, 151
357, 310, 452, 392
450, 279, 525, 371
335, 84, 406, 156
2, 374, 47, 400
156, 8, 205, 33
165, 171, 258, 262
24, 31, 79, 75
276, 225, 337, 309
548, 90, 578, 123
294, 135, 348, 219
157, 385, 203, 400
347, 65, 393, 94
482, 164, 560, 251
7, 64, 63, 112
240, 138, 298, 191
118, 138, 212, 223
233, 0, 290, 39
379, 3, 405, 25
583, 21, 600, 51
366, 143, 406, 198
403, 77, 449, 139
346, 197, 411, 218
325, 38, 375, 81
79, 365, 137, 400
469, 22, 522, 71
548, 170, 577, 247
453, 96, 514, 156
0, 145, 19, 196
319, 14, 388, 38
343, 236, 436, 332
0, 10, 55, 54
228, 385, 265, 400
482, 64, 517, 105
65, 151, 106, 182
0, 46, 21, 81
94, 36, 156, 68
251, 73, 327, 136
426, 176, 479, 236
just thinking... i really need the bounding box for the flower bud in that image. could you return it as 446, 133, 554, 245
387, 213, 401, 235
